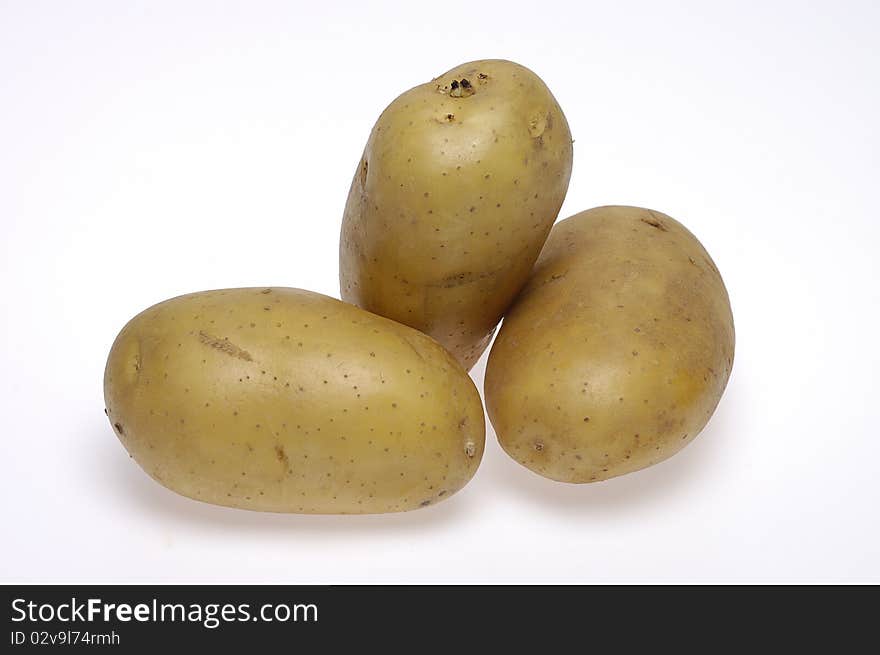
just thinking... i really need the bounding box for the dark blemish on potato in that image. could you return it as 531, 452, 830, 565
435, 270, 493, 289
420, 499, 432, 507
113, 422, 124, 435
261, 288, 272, 294
534, 441, 544, 452
198, 331, 253, 361
583, 417, 590, 422
104, 408, 109, 416
449, 78, 474, 98
641, 215, 668, 231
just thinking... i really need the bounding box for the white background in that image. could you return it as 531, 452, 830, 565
2, 0, 878, 584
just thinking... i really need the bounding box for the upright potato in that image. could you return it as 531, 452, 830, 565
104, 288, 485, 513
340, 59, 573, 369
485, 206, 734, 483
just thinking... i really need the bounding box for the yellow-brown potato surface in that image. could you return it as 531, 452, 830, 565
340, 59, 573, 369
485, 206, 734, 483
104, 288, 485, 513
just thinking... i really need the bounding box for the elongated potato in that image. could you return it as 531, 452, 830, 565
485, 206, 734, 483
104, 288, 485, 513
340, 59, 573, 369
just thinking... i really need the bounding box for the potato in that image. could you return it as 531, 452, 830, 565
485, 206, 734, 483
104, 287, 485, 513
340, 59, 573, 369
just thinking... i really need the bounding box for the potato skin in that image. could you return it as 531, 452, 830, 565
485, 206, 734, 483
104, 288, 485, 513
340, 59, 573, 370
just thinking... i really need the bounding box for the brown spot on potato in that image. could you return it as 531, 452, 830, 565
275, 445, 290, 472
528, 112, 549, 138
198, 331, 253, 361
448, 78, 475, 98
436, 270, 495, 288
640, 215, 668, 231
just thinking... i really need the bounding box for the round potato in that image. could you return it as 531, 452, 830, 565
485, 206, 735, 483
340, 59, 573, 369
104, 287, 485, 513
